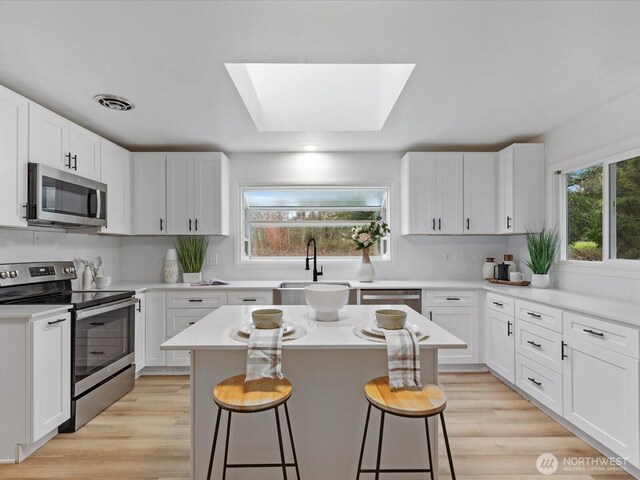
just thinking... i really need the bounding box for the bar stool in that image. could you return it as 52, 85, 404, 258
207, 374, 301, 480
356, 376, 456, 480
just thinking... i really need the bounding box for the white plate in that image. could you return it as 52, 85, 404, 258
238, 321, 296, 336
361, 321, 420, 337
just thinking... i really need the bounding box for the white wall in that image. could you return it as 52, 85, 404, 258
0, 229, 121, 289
120, 152, 510, 282
529, 86, 640, 302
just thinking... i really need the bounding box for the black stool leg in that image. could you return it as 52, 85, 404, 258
222, 411, 232, 480
424, 418, 435, 480
356, 403, 372, 480
275, 407, 289, 480
284, 402, 301, 480
374, 411, 385, 480
439, 412, 456, 480
206, 406, 222, 480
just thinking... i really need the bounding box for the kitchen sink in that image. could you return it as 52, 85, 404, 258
274, 281, 356, 305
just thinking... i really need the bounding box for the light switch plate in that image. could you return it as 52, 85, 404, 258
205, 254, 217, 266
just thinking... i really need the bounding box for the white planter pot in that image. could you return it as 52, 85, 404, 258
357, 247, 375, 283
183, 272, 202, 284
530, 274, 550, 289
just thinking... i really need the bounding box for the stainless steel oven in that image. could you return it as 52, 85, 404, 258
27, 163, 107, 227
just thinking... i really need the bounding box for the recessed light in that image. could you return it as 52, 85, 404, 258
303, 145, 318, 151
94, 94, 135, 111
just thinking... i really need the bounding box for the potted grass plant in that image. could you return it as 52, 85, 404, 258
525, 228, 559, 289
174, 236, 208, 284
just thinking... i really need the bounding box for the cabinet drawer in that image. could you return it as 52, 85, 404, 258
166, 291, 227, 309
563, 311, 639, 359
515, 353, 562, 416
167, 308, 216, 335
515, 320, 563, 374
424, 290, 478, 307
515, 300, 562, 333
227, 290, 273, 305
486, 292, 514, 316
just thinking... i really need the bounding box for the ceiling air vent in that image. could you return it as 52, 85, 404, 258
94, 94, 134, 111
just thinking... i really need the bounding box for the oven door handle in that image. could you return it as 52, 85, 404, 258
75, 298, 136, 320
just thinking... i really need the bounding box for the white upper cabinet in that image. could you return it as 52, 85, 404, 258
401, 152, 463, 234
463, 153, 496, 234
29, 102, 102, 180
0, 85, 29, 227
133, 153, 167, 234
100, 139, 131, 235
166, 152, 229, 235
497, 143, 544, 234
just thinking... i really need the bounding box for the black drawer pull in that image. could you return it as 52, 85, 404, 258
528, 377, 542, 387
432, 218, 436, 231
242, 298, 257, 302
90, 351, 104, 355
583, 328, 604, 337
492, 301, 504, 306
507, 321, 512, 336
188, 299, 203, 303
47, 318, 66, 325
89, 322, 104, 326
446, 297, 460, 301
189, 322, 196, 325
527, 340, 542, 348
561, 341, 568, 359
527, 312, 542, 318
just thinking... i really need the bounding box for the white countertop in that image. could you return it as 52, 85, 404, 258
161, 304, 467, 351
0, 304, 72, 320
485, 284, 640, 326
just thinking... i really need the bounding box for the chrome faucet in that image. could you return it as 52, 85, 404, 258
305, 238, 323, 282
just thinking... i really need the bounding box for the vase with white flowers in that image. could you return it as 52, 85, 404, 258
349, 218, 390, 282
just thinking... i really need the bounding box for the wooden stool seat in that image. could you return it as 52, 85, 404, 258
213, 374, 292, 413
364, 376, 447, 417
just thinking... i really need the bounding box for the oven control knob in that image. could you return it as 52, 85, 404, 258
63, 267, 70, 274
0, 272, 7, 279
9, 271, 17, 278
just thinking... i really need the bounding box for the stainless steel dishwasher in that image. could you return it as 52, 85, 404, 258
359, 289, 422, 312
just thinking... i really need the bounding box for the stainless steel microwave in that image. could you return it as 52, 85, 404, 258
27, 163, 107, 228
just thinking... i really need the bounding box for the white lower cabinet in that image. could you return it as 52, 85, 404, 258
166, 308, 217, 366
144, 291, 166, 367
486, 308, 515, 383
428, 306, 478, 364
516, 353, 563, 415
227, 289, 274, 305
563, 336, 640, 467
134, 294, 146, 373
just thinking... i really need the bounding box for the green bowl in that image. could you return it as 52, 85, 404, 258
251, 309, 284, 329
374, 309, 407, 330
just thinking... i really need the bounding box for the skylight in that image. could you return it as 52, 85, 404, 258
225, 63, 414, 132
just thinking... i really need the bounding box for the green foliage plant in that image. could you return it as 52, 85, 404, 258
525, 228, 559, 275
174, 236, 208, 273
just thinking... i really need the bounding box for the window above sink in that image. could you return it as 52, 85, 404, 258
241, 186, 390, 262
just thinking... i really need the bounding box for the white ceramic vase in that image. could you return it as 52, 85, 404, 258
358, 247, 375, 283
183, 272, 202, 284
530, 274, 550, 289
164, 249, 179, 284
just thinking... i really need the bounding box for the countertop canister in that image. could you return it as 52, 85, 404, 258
164, 249, 179, 284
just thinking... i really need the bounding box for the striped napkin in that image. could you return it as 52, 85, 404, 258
383, 328, 422, 389
245, 327, 284, 382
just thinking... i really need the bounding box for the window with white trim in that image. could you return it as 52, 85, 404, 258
563, 154, 640, 262
241, 187, 390, 260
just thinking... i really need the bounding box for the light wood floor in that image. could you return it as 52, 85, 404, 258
0, 373, 632, 479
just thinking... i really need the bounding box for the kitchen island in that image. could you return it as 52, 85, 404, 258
162, 305, 466, 480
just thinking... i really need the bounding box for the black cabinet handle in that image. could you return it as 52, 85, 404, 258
507, 320, 512, 336
160, 218, 164, 231
90, 351, 104, 355
561, 341, 568, 360
527, 340, 542, 348
583, 328, 604, 337
65, 153, 72, 169
429, 311, 433, 321
47, 318, 66, 325
466, 218, 470, 230
195, 219, 198, 231
242, 298, 257, 302
446, 297, 460, 301
188, 322, 195, 325
89, 322, 104, 326
72, 154, 77, 170
189, 219, 192, 231
528, 377, 542, 387
136, 298, 142, 313
188, 299, 203, 303
492, 301, 504, 307
506, 216, 512, 229
527, 312, 542, 318
438, 218, 442, 230
432, 218, 436, 231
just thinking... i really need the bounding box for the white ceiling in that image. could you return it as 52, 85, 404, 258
1, 1, 640, 153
